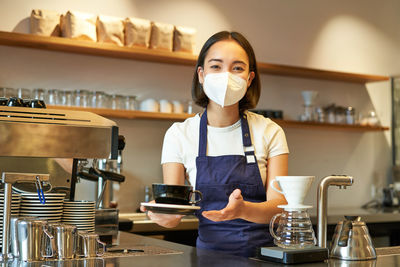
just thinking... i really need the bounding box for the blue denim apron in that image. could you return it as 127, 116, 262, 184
195, 110, 273, 257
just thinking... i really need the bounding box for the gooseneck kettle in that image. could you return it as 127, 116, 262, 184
330, 216, 376, 260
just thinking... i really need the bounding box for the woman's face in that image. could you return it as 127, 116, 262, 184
198, 40, 255, 88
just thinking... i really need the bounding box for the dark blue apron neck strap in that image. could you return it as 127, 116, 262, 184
240, 113, 252, 147
198, 109, 254, 157
199, 109, 208, 156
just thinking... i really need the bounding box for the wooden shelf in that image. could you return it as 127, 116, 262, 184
47, 105, 389, 132
0, 31, 389, 84
47, 105, 192, 121
274, 119, 389, 132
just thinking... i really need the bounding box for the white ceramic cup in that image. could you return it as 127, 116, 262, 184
172, 100, 184, 113
140, 98, 159, 112
270, 176, 315, 205
159, 99, 173, 113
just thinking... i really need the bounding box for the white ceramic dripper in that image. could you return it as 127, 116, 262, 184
270, 176, 314, 210
301, 91, 318, 107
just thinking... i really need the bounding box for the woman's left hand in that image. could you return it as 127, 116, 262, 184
202, 189, 244, 222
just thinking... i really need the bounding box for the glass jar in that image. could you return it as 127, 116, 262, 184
32, 89, 45, 101
366, 111, 379, 126
186, 100, 193, 114
47, 89, 60, 105
315, 107, 325, 123
345, 107, 355, 125
124, 95, 137, 110
300, 105, 315, 121
92, 91, 107, 108
74, 90, 90, 107
87, 91, 95, 108
111, 94, 124, 110
324, 105, 336, 124
17, 88, 31, 100
335, 107, 346, 124
269, 209, 316, 249
60, 90, 73, 106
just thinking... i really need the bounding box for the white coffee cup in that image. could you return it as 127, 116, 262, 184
140, 98, 159, 112
159, 99, 173, 113
172, 100, 184, 113
270, 176, 314, 205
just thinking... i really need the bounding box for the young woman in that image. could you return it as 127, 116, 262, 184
141, 31, 289, 257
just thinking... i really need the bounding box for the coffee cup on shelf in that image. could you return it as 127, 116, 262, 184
159, 99, 173, 113
140, 98, 159, 112
152, 183, 202, 205
172, 100, 184, 113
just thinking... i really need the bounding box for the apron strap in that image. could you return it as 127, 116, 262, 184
241, 113, 256, 164
198, 109, 208, 157
198, 110, 255, 164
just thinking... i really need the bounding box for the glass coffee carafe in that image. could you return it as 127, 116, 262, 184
269, 209, 316, 249
269, 176, 317, 249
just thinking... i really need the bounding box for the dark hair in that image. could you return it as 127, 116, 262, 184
191, 31, 261, 112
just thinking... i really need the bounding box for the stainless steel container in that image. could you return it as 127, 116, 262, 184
95, 208, 119, 246
10, 216, 36, 258
48, 223, 77, 260
17, 219, 55, 261
330, 216, 377, 260
76, 232, 106, 258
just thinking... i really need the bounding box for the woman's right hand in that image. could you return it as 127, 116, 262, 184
140, 200, 183, 228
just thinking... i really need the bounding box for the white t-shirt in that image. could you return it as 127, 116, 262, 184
161, 111, 289, 188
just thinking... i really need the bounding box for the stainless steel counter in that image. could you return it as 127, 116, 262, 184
309, 207, 400, 224
7, 231, 400, 266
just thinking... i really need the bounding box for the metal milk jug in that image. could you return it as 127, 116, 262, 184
17, 219, 55, 261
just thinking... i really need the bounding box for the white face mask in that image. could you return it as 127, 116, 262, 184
203, 72, 248, 107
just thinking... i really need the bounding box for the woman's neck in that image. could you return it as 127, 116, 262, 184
206, 102, 240, 127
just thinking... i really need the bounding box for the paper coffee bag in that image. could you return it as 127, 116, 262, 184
173, 26, 196, 53
125, 17, 151, 48
149, 22, 174, 51
61, 11, 97, 41
97, 15, 125, 46
30, 9, 61, 36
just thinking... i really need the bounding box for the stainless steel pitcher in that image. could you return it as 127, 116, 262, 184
76, 232, 106, 258
10, 216, 36, 258
48, 223, 77, 260
330, 216, 376, 260
17, 219, 55, 261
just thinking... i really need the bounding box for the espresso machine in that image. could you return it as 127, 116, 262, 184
76, 136, 126, 246
0, 104, 119, 261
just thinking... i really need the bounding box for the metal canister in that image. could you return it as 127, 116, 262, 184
76, 232, 106, 258
10, 216, 36, 258
17, 219, 55, 261
48, 223, 77, 260
345, 107, 355, 125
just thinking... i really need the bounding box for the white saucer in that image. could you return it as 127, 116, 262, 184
278, 204, 313, 210
141, 202, 200, 215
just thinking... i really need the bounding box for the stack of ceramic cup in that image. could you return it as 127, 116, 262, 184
0, 193, 21, 247
62, 201, 95, 232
